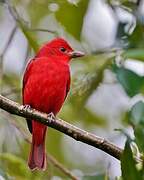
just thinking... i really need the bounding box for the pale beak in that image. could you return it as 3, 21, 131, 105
69, 51, 85, 58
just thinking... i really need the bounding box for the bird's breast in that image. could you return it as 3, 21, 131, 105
24, 59, 70, 114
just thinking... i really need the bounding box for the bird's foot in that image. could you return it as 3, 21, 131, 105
47, 112, 55, 121
20, 104, 31, 112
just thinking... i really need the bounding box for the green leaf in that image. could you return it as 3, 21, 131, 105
134, 125, 144, 152
56, 0, 89, 40
129, 101, 144, 152
114, 66, 144, 97
129, 101, 144, 126
121, 140, 141, 180
128, 24, 144, 49
124, 49, 144, 61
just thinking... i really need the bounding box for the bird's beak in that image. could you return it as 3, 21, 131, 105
69, 51, 85, 58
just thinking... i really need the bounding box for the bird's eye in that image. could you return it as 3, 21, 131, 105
60, 47, 66, 52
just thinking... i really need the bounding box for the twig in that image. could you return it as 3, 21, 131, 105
47, 153, 77, 180
4, 0, 20, 23
0, 24, 17, 93
0, 95, 123, 160
8, 115, 78, 180
1, 25, 17, 56
28, 28, 58, 36
4, 0, 58, 36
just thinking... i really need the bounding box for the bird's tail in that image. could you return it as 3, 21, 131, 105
28, 120, 47, 170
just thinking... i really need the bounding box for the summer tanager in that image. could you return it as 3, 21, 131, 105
22, 38, 84, 170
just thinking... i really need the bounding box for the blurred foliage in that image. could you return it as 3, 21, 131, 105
121, 140, 141, 180
129, 101, 144, 151
113, 65, 144, 97
124, 48, 144, 61
1, 0, 144, 179
55, 0, 89, 40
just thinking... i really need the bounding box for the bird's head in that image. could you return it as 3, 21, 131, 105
36, 38, 85, 62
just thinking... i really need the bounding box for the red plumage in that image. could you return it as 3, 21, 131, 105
22, 38, 84, 170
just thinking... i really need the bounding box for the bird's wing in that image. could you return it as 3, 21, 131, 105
22, 59, 34, 99
65, 75, 71, 101
22, 59, 34, 133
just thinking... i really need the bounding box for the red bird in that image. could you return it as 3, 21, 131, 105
22, 38, 84, 170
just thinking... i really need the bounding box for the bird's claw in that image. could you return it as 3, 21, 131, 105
47, 112, 55, 121
20, 104, 31, 112
24, 104, 31, 110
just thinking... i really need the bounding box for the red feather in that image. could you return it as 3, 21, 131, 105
22, 38, 84, 170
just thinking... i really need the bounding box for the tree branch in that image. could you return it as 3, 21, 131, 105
0, 95, 123, 160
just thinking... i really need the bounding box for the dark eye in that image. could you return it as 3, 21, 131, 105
60, 47, 66, 52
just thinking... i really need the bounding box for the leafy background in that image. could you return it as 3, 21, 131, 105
0, 0, 144, 179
